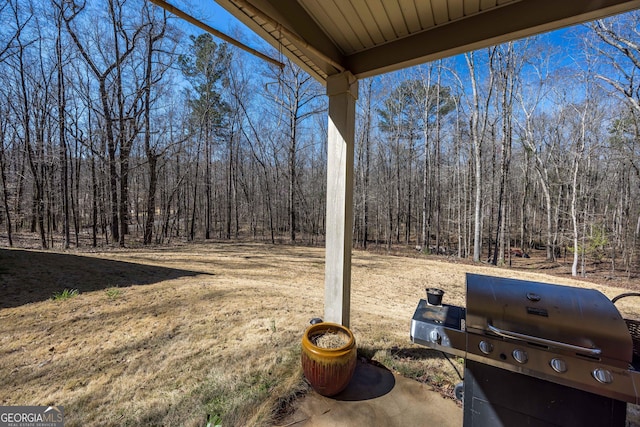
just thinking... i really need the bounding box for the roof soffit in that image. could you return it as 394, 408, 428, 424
213, 0, 640, 83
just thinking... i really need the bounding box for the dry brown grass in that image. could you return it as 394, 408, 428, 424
1, 240, 639, 426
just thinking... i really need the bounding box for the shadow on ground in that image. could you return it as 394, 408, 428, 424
391, 346, 452, 360
0, 248, 204, 309
333, 361, 396, 401
361, 346, 448, 362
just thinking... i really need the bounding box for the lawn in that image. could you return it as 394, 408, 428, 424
1, 242, 639, 426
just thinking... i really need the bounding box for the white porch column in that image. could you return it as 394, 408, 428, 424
324, 71, 358, 327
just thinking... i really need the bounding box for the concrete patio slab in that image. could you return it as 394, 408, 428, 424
278, 360, 462, 426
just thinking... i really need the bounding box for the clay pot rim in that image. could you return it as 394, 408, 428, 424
304, 322, 355, 352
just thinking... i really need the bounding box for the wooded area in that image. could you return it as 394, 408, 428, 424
2, 0, 640, 277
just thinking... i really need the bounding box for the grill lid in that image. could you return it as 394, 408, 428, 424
465, 274, 633, 366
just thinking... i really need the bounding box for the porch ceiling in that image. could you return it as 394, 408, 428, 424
213, 0, 640, 83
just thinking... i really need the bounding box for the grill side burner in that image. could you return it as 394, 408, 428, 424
410, 273, 640, 427
410, 301, 465, 358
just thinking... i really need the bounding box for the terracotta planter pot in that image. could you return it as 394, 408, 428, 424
301, 322, 357, 397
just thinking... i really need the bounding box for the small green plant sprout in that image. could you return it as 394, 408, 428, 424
206, 414, 222, 427
105, 287, 122, 300
51, 288, 79, 301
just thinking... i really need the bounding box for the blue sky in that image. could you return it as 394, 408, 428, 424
170, 0, 237, 31
167, 0, 274, 53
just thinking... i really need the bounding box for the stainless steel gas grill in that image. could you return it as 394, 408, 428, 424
410, 273, 640, 427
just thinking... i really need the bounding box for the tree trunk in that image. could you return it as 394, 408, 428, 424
571, 110, 587, 276
466, 52, 484, 262
143, 41, 155, 245
205, 131, 211, 239
0, 117, 12, 247
56, 19, 70, 249
227, 134, 233, 240
362, 80, 372, 248
190, 138, 201, 241
17, 34, 46, 248
289, 121, 297, 243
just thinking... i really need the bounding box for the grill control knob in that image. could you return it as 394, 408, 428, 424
550, 358, 567, 373
479, 340, 493, 355
512, 349, 528, 364
592, 368, 614, 384
429, 330, 442, 344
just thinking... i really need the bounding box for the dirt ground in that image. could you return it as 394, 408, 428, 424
1, 238, 640, 426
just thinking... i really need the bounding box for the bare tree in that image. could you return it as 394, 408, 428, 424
354, 78, 375, 248
465, 50, 496, 262
179, 33, 231, 240
592, 13, 640, 269
64, 0, 144, 245
264, 59, 323, 243
516, 39, 560, 260
52, 0, 70, 248
0, 0, 26, 247
12, 0, 48, 248
0, 101, 12, 247
140, 3, 174, 245
491, 42, 522, 265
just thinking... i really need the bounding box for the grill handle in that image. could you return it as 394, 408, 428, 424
487, 324, 602, 357
612, 292, 640, 304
